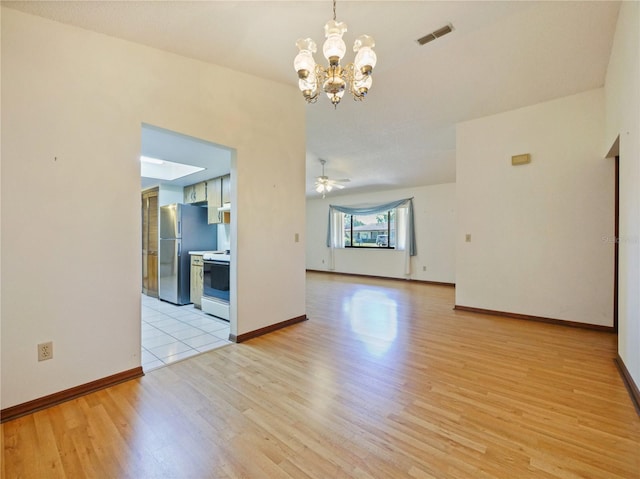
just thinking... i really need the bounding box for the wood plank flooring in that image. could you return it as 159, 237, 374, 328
3, 272, 639, 478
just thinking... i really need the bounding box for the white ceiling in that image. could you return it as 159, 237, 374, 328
3, 0, 620, 197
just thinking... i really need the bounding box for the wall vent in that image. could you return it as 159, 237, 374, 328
416, 24, 454, 46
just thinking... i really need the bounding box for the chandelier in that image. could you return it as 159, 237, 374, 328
294, 0, 377, 107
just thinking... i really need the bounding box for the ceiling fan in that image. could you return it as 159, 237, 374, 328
315, 159, 350, 198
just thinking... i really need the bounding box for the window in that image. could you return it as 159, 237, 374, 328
327, 198, 416, 273
344, 210, 396, 248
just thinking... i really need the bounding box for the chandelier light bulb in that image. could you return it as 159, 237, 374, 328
353, 35, 377, 74
294, 38, 318, 79
322, 20, 347, 65
293, 0, 377, 107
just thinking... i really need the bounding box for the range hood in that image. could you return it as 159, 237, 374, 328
218, 203, 231, 212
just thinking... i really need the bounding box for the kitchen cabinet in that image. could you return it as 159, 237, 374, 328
207, 178, 222, 224
207, 174, 231, 224
184, 185, 194, 204
142, 188, 159, 298
190, 254, 204, 308
184, 181, 207, 204
221, 174, 231, 204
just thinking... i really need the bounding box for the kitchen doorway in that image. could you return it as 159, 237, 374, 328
139, 123, 235, 370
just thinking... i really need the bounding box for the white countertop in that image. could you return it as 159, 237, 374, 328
189, 251, 231, 261
203, 252, 230, 262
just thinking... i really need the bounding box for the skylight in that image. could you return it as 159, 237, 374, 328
140, 156, 205, 181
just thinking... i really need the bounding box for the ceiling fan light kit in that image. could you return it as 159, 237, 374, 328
294, 0, 377, 107
315, 159, 350, 198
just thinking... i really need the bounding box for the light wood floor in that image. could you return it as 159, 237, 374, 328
3, 272, 639, 478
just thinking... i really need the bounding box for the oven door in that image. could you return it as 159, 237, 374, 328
203, 260, 230, 303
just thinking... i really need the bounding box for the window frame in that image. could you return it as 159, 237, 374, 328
344, 210, 396, 249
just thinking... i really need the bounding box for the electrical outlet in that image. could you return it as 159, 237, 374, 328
38, 341, 53, 361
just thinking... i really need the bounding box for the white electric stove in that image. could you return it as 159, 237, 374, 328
201, 251, 230, 321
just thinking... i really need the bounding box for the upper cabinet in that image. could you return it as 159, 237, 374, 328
207, 178, 223, 224
184, 181, 207, 204
184, 175, 230, 224
205, 174, 231, 224
221, 174, 231, 205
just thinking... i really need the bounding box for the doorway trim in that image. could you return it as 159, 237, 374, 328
606, 135, 620, 333
613, 154, 619, 332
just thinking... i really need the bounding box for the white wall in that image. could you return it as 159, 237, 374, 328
456, 88, 614, 326
218, 223, 231, 252
157, 184, 184, 207
1, 9, 306, 409
306, 183, 456, 283
605, 2, 640, 389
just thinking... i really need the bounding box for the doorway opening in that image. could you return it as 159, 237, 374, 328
139, 123, 235, 371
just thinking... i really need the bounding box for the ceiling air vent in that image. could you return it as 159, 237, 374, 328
416, 24, 454, 46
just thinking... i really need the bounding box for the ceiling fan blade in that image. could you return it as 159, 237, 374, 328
333, 178, 351, 183
333, 183, 346, 189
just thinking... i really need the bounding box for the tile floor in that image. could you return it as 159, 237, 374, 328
141, 294, 231, 371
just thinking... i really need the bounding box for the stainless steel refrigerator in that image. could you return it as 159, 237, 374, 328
159, 203, 217, 305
